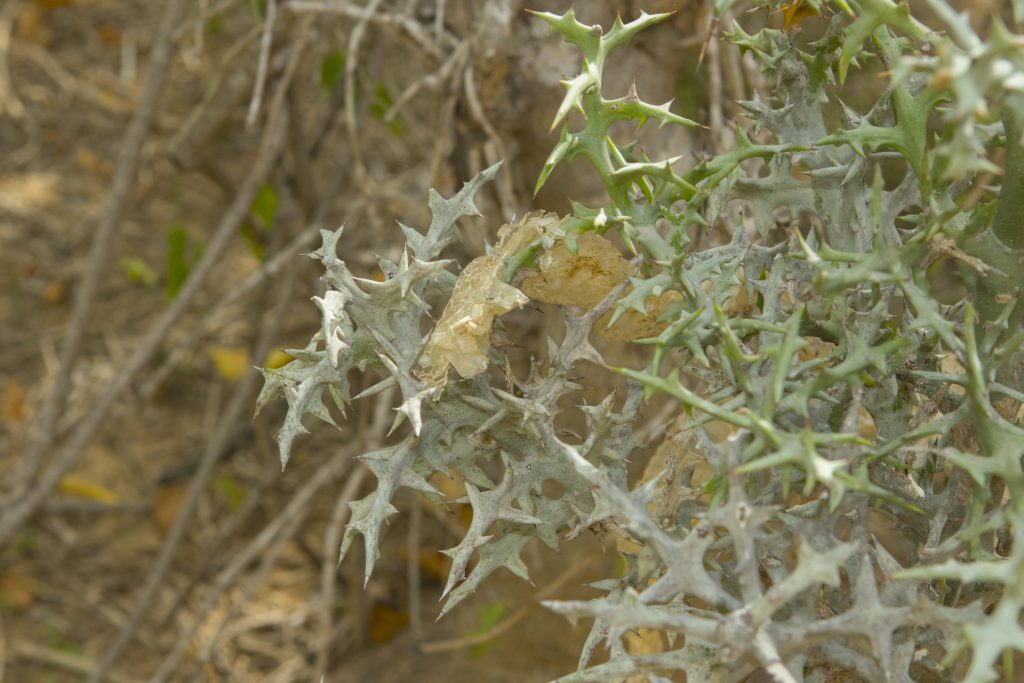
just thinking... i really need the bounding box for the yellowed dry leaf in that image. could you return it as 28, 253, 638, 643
418, 212, 566, 388
3, 380, 26, 424
207, 346, 251, 381
262, 347, 293, 370
153, 483, 187, 536
940, 353, 967, 396
41, 279, 67, 305
858, 406, 877, 440
521, 231, 681, 341
625, 628, 666, 682
798, 336, 835, 362
780, 0, 821, 33
57, 475, 118, 504
522, 231, 635, 308
0, 570, 38, 610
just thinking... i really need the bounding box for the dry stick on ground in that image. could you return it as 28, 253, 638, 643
12, 0, 188, 502
86, 23, 319, 676
151, 419, 289, 630
286, 85, 318, 217
11, 39, 135, 114
140, 227, 321, 398
0, 12, 315, 552
382, 41, 467, 124
434, 0, 446, 42
285, 1, 450, 58
11, 641, 144, 683
197, 475, 313, 663
163, 24, 262, 167
207, 607, 313, 676
152, 463, 280, 629
0, 118, 286, 543
0, 1, 25, 119
419, 556, 599, 654
246, 0, 277, 128
0, 610, 6, 683
85, 214, 300, 683
317, 467, 372, 675
173, 0, 244, 43
148, 441, 374, 682
633, 399, 683, 447
295, 0, 456, 162
316, 387, 394, 677
406, 488, 424, 638
429, 74, 461, 186
190, 391, 377, 673
463, 62, 516, 221
344, 0, 386, 187
704, 17, 730, 155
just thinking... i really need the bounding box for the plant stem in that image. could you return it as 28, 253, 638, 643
961, 103, 1024, 338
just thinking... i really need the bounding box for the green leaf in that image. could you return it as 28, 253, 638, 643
251, 185, 277, 231
214, 474, 247, 512
320, 50, 346, 92
466, 601, 509, 658
46, 623, 81, 654
118, 257, 157, 287
166, 224, 198, 300
370, 82, 403, 137
239, 222, 266, 261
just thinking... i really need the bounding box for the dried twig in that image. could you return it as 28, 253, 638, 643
86, 220, 301, 683
0, 6, 312, 561
286, 85, 318, 217
344, 0, 386, 186
406, 490, 424, 638
0, 1, 25, 119
140, 226, 321, 398
174, 0, 244, 43
434, 0, 447, 41
12, 0, 188, 504
152, 460, 282, 631
704, 17, 731, 154
0, 116, 287, 547
197, 476, 313, 663
163, 24, 262, 168
634, 399, 683, 446
12, 641, 143, 683
463, 62, 516, 220
11, 39, 135, 114
316, 466, 370, 676
246, 0, 278, 128
383, 41, 467, 124
285, 0, 451, 58
753, 629, 799, 683
316, 387, 393, 677
419, 556, 598, 654
429, 72, 461, 186
148, 442, 363, 682
0, 610, 6, 683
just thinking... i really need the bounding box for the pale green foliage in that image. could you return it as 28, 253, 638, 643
262, 2, 1024, 681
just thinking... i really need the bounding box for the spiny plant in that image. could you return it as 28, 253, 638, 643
259, 2, 1024, 681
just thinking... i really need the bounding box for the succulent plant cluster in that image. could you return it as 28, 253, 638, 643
260, 2, 1024, 681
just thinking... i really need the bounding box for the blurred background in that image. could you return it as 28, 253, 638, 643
0, 0, 917, 680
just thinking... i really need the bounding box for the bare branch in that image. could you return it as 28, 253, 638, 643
12, 0, 188, 503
